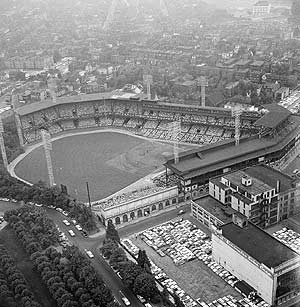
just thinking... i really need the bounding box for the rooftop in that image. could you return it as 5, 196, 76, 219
16, 91, 146, 116
194, 195, 234, 224
166, 114, 300, 179
244, 165, 295, 193
224, 170, 273, 195
220, 222, 298, 268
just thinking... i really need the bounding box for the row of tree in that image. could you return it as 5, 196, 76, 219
103, 221, 185, 307
0, 244, 40, 307
0, 167, 97, 231
4, 206, 60, 252
5, 206, 118, 307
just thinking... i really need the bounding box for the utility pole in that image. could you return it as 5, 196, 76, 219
86, 181, 91, 208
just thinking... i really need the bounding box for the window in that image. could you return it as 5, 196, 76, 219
284, 195, 289, 200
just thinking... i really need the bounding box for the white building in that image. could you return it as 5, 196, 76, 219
208, 165, 297, 228
94, 186, 179, 228
253, 1, 271, 17
212, 214, 300, 306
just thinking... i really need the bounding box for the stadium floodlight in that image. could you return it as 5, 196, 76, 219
143, 74, 153, 100
198, 76, 208, 107
11, 95, 24, 148
0, 116, 8, 169
169, 119, 181, 164
231, 105, 243, 146
48, 77, 57, 104
41, 129, 55, 187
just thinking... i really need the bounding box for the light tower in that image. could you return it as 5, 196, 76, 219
169, 119, 181, 164
48, 77, 57, 103
232, 106, 243, 146
160, 0, 169, 17
41, 129, 55, 186
143, 74, 153, 100
0, 116, 8, 170
199, 76, 208, 107
12, 95, 24, 148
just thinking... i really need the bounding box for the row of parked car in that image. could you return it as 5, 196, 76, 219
272, 227, 300, 254
121, 238, 198, 307
140, 219, 209, 266
198, 295, 269, 307
129, 219, 270, 307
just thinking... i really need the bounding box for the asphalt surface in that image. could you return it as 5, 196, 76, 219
0, 200, 191, 307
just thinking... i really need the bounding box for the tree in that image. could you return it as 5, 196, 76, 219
100, 239, 118, 259
137, 250, 151, 273
133, 273, 158, 300
119, 261, 143, 289
106, 220, 120, 243
109, 247, 127, 270
174, 293, 185, 307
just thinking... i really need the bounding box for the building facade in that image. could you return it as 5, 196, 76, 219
94, 186, 179, 228
212, 215, 300, 306
253, 1, 271, 17
208, 165, 297, 228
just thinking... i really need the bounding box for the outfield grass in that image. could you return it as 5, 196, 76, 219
0, 226, 57, 307
15, 131, 178, 202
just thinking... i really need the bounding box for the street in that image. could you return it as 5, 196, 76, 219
0, 200, 191, 307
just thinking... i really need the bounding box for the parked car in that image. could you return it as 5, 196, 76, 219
68, 230, 75, 237
63, 220, 70, 226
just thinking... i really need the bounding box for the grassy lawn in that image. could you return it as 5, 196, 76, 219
131, 233, 242, 303
0, 226, 57, 307
15, 131, 176, 201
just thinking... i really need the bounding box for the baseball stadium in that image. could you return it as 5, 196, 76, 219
8, 90, 300, 227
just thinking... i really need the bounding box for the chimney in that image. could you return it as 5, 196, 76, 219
232, 212, 248, 228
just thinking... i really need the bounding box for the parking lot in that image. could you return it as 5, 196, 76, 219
126, 218, 242, 304
272, 227, 300, 254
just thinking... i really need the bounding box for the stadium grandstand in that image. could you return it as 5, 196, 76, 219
165, 104, 300, 201
16, 91, 260, 146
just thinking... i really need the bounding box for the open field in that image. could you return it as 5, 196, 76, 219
14, 131, 186, 202
131, 232, 241, 303
0, 226, 57, 307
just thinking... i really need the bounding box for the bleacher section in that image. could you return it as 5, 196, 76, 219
19, 98, 259, 145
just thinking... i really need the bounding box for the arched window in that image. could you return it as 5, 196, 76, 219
137, 210, 143, 217
123, 215, 128, 223
152, 204, 157, 211
130, 212, 135, 219
159, 203, 164, 210
166, 200, 170, 206
115, 217, 121, 225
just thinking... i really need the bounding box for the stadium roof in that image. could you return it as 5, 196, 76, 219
254, 104, 291, 129
16, 91, 147, 116
165, 115, 300, 180
220, 222, 298, 268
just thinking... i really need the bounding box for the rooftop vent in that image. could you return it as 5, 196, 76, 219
232, 212, 248, 228
241, 175, 252, 187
